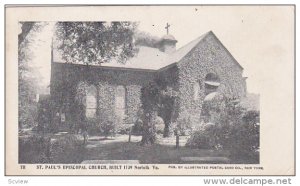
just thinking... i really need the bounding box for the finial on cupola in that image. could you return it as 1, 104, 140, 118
165, 23, 170, 35
158, 23, 177, 54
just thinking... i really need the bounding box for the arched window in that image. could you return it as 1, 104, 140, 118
193, 82, 201, 100
204, 73, 220, 95
86, 85, 97, 118
115, 86, 126, 119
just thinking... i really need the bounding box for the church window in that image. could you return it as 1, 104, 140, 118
115, 85, 126, 119
86, 85, 97, 118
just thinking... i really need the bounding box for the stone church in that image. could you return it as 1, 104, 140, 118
50, 30, 247, 132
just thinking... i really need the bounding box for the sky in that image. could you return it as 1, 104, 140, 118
25, 6, 294, 94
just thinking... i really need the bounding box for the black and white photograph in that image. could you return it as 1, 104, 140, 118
5, 5, 294, 176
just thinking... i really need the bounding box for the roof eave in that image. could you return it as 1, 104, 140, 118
52, 61, 158, 73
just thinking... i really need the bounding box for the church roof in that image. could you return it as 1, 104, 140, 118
53, 31, 243, 71
101, 46, 168, 70
101, 31, 210, 70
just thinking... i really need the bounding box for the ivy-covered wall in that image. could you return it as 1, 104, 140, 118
176, 32, 247, 125
50, 63, 156, 129
157, 65, 179, 90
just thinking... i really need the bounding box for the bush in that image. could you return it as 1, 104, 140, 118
85, 118, 100, 135
99, 120, 117, 138
132, 114, 165, 135
98, 113, 119, 138
186, 96, 260, 163
176, 110, 194, 136
19, 103, 38, 129
50, 134, 84, 163
227, 110, 259, 162
213, 109, 259, 163
117, 124, 132, 135
84, 114, 120, 137
19, 134, 51, 163
185, 123, 218, 149
132, 118, 143, 135
19, 134, 84, 164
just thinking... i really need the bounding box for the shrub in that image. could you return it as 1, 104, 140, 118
19, 134, 51, 163
85, 118, 100, 135
98, 113, 118, 138
19, 134, 84, 164
99, 120, 116, 138
185, 123, 218, 149
132, 112, 164, 136
117, 124, 132, 135
176, 110, 194, 136
132, 118, 143, 135
83, 112, 121, 137
186, 96, 260, 163
227, 110, 260, 162
19, 103, 38, 129
50, 134, 84, 163
213, 109, 260, 162
132, 109, 166, 136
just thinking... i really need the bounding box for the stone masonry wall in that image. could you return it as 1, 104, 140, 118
176, 32, 247, 126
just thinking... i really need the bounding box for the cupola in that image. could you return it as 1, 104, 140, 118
158, 23, 177, 54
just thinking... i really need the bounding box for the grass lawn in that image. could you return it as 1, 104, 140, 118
19, 133, 259, 164
80, 135, 230, 164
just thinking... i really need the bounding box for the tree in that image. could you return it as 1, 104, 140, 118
18, 22, 45, 129
140, 81, 160, 145
18, 22, 36, 46
159, 87, 178, 137
154, 77, 179, 138
55, 22, 138, 65
140, 77, 179, 144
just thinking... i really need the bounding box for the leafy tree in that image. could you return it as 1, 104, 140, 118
18, 22, 45, 129
55, 22, 138, 65
140, 79, 179, 144
154, 76, 179, 137
159, 86, 178, 137
140, 81, 160, 145
18, 22, 37, 46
